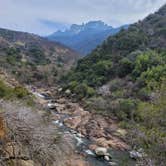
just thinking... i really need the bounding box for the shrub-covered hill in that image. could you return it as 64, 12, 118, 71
63, 5, 166, 94
0, 71, 75, 166
0, 28, 79, 86
63, 4, 166, 165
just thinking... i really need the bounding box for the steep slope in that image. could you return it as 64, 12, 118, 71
47, 21, 128, 55
64, 4, 166, 165
66, 4, 166, 87
0, 70, 82, 166
0, 28, 79, 86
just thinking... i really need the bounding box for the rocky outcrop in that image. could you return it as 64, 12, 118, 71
32, 88, 131, 165
94, 147, 112, 161
43, 94, 130, 151
64, 116, 82, 129
94, 137, 129, 150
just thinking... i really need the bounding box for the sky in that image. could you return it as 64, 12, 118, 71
0, 0, 165, 36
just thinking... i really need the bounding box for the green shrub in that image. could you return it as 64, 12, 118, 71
85, 96, 109, 114
119, 121, 131, 129
137, 87, 150, 100
132, 51, 163, 78
118, 57, 134, 77
13, 86, 30, 99
128, 80, 166, 165
141, 64, 166, 89
73, 83, 95, 99
0, 80, 34, 106
68, 81, 78, 91
93, 60, 112, 75
114, 99, 137, 121
6, 47, 18, 55
86, 86, 96, 97
109, 79, 125, 92
112, 90, 125, 99
0, 80, 13, 98
29, 46, 49, 65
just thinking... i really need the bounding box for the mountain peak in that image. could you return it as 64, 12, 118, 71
156, 3, 166, 15
69, 21, 112, 34
83, 21, 112, 29
47, 21, 127, 55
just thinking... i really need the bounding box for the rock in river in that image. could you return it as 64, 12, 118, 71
65, 89, 71, 95
95, 147, 108, 156
129, 150, 143, 159
104, 155, 110, 161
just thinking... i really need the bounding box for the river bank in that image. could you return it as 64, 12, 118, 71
30, 86, 136, 166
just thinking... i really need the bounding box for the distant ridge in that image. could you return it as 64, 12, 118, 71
0, 27, 79, 85
47, 21, 128, 55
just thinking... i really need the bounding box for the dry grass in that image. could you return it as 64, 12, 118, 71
0, 101, 75, 166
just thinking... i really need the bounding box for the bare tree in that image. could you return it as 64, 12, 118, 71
0, 101, 74, 166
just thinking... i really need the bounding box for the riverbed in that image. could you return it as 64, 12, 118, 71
31, 88, 136, 166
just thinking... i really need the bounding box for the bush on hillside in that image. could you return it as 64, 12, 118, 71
132, 51, 163, 78
117, 57, 134, 77
129, 80, 166, 165
29, 46, 49, 65
71, 83, 96, 99
13, 86, 30, 99
0, 80, 34, 106
0, 80, 12, 98
115, 99, 137, 121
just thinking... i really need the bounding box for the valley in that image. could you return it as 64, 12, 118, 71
0, 71, 134, 166
29, 85, 134, 166
0, 2, 165, 166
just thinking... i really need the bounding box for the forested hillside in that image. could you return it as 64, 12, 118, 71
65, 4, 166, 88
63, 4, 166, 165
0, 28, 79, 86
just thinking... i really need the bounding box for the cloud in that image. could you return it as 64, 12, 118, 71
0, 0, 165, 35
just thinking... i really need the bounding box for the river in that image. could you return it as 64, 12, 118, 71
32, 89, 136, 166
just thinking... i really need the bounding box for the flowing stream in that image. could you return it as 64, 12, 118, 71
33, 90, 135, 166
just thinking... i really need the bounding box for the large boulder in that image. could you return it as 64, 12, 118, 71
94, 137, 130, 150
65, 89, 71, 95
95, 147, 108, 156
95, 147, 111, 161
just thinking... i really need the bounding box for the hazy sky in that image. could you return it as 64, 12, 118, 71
0, 0, 165, 35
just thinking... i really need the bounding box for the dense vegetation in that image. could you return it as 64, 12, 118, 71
64, 4, 166, 88
63, 4, 166, 165
129, 80, 166, 165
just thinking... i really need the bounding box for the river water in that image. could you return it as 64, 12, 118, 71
52, 118, 135, 166
33, 90, 136, 166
